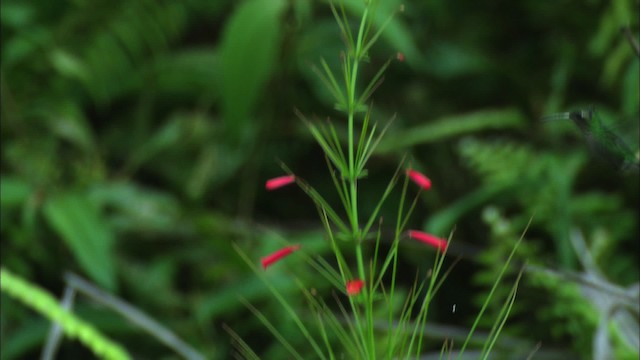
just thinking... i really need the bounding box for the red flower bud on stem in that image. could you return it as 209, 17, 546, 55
346, 279, 364, 296
406, 169, 431, 190
261, 245, 301, 270
407, 230, 448, 252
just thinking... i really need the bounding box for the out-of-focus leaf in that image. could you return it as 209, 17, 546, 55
544, 46, 575, 114
589, 8, 618, 57
152, 48, 220, 100
602, 41, 631, 86
218, 0, 287, 141
88, 181, 181, 235
1, 27, 50, 68
44, 100, 96, 152
419, 41, 492, 78
425, 184, 508, 236
0, 2, 35, 29
3, 138, 58, 186
196, 274, 292, 322
42, 193, 116, 291
0, 313, 49, 360
622, 61, 640, 117
125, 116, 185, 173
0, 177, 32, 208
376, 108, 526, 153
186, 144, 218, 199
78, 1, 187, 104
49, 49, 90, 82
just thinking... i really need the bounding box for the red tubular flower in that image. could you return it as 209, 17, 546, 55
261, 245, 301, 270
407, 230, 448, 252
346, 279, 364, 296
265, 175, 296, 190
406, 169, 431, 190
396, 52, 405, 62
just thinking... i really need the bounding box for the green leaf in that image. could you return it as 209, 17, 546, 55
125, 115, 185, 172
49, 49, 90, 82
43, 193, 116, 291
44, 100, 96, 152
152, 48, 220, 99
376, 108, 526, 153
218, 0, 287, 141
0, 2, 36, 29
425, 185, 508, 236
87, 181, 181, 234
622, 61, 640, 117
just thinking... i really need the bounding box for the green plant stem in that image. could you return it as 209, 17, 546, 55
349, 4, 379, 357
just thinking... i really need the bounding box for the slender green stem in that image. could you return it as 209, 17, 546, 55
349, 4, 379, 358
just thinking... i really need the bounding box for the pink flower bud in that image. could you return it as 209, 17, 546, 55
406, 169, 431, 190
265, 175, 296, 190
407, 230, 448, 252
261, 245, 301, 269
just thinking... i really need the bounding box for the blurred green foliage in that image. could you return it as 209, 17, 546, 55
1, 0, 638, 358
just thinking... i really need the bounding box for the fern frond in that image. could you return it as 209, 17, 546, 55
51, 0, 189, 103
458, 138, 539, 185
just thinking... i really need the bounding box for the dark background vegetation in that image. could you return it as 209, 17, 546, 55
1, 0, 638, 358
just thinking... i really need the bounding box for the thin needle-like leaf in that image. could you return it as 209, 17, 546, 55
360, 11, 396, 56
330, 1, 355, 54
480, 267, 524, 359
312, 61, 346, 109
361, 160, 403, 237
357, 58, 392, 108
295, 178, 350, 235
233, 245, 328, 360
457, 217, 531, 358
222, 323, 261, 360
240, 298, 306, 360
325, 155, 351, 217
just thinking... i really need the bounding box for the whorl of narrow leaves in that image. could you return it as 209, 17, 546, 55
0, 268, 131, 360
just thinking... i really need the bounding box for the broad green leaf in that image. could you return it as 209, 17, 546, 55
376, 108, 526, 153
218, 0, 287, 141
43, 193, 116, 291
